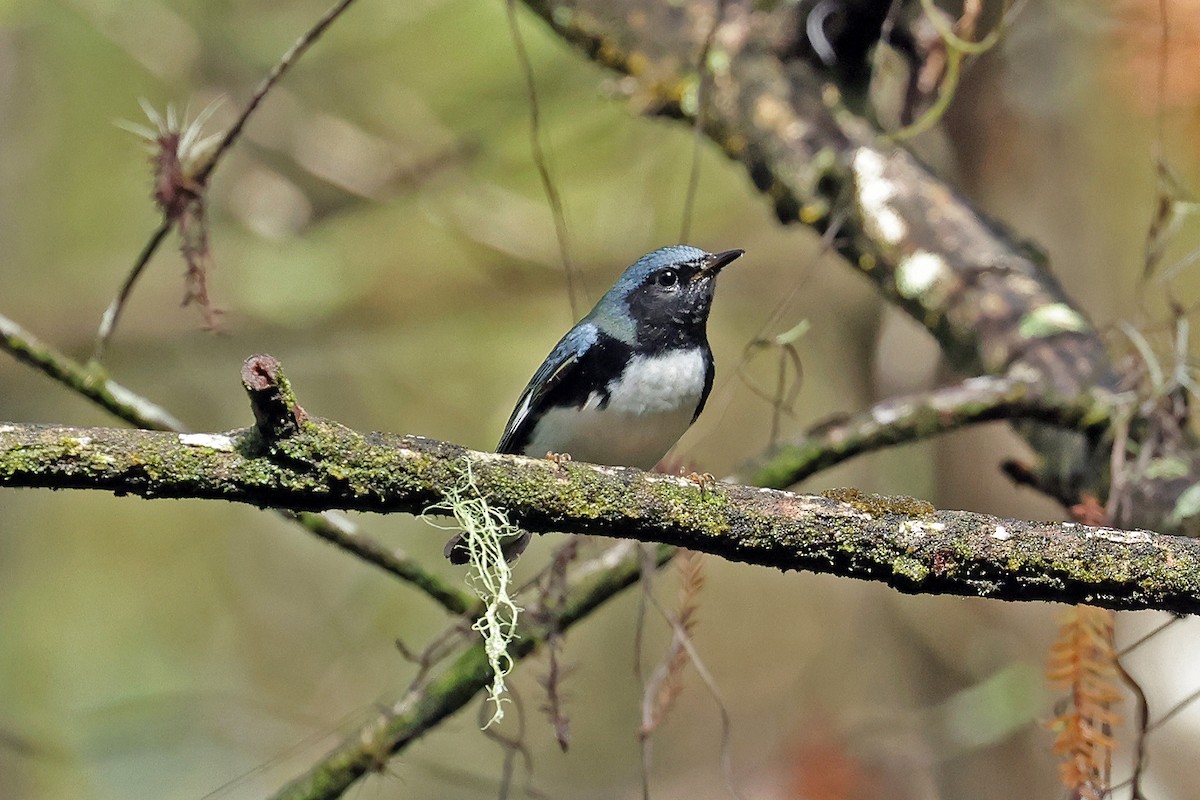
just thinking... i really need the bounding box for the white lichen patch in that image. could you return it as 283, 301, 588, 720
1017, 303, 1090, 339
576, 541, 638, 578
1087, 527, 1154, 545
68, 436, 92, 447
470, 450, 529, 465
1005, 363, 1042, 384
992, 524, 1011, 540
960, 375, 1001, 393
898, 519, 946, 539
870, 402, 907, 428
852, 148, 906, 246
896, 250, 949, 302
821, 500, 874, 521
591, 464, 630, 478
178, 433, 234, 451
0, 424, 15, 433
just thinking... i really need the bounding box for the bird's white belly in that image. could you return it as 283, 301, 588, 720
524, 349, 707, 469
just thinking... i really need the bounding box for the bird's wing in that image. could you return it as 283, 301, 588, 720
496, 322, 598, 454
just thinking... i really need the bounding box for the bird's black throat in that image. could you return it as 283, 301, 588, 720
624, 286, 713, 354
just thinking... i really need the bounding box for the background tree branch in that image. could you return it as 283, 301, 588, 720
741, 374, 1130, 489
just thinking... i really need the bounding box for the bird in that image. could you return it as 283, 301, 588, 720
445, 245, 744, 564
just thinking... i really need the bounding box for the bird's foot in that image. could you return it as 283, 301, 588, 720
686, 471, 717, 495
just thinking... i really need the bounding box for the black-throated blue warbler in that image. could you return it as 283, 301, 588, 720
446, 245, 744, 563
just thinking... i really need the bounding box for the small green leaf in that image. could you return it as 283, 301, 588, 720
1170, 483, 1200, 524
1145, 457, 1189, 480
773, 319, 810, 346
1018, 303, 1090, 339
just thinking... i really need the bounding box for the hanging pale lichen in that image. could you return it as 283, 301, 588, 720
424, 460, 521, 727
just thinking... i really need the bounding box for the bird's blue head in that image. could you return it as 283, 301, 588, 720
587, 245, 743, 349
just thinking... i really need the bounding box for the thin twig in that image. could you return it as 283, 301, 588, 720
1147, 684, 1200, 733
1, 311, 184, 431
695, 211, 843, 462
1112, 651, 1150, 799
679, 0, 727, 243
644, 586, 743, 800
195, 0, 361, 186
532, 539, 578, 752
636, 543, 659, 800
505, 0, 582, 318
92, 219, 172, 363
889, 0, 1019, 141
95, 0, 362, 359
479, 689, 542, 800
1117, 615, 1182, 657
283, 510, 476, 614
198, 703, 383, 800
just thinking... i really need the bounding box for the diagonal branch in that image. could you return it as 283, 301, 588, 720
194, 0, 361, 186
742, 375, 1131, 489
269, 542, 675, 800
0, 314, 473, 614
1, 312, 185, 432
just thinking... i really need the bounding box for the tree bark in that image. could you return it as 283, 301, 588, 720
3, 417, 1198, 614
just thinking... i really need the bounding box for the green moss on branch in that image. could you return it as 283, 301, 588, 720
2, 420, 1199, 614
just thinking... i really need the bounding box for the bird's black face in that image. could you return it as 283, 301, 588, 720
624, 249, 742, 349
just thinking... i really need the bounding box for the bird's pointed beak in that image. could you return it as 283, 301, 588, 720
693, 248, 745, 281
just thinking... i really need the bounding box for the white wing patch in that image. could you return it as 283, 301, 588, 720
507, 390, 536, 438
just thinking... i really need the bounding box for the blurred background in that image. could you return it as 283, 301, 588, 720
2, 0, 1200, 797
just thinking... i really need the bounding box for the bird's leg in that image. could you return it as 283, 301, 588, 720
686, 471, 717, 495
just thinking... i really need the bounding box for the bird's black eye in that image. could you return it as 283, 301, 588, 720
656, 269, 679, 288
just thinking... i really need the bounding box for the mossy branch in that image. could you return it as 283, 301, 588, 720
2, 355, 1199, 615
0, 311, 185, 432
742, 375, 1130, 490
